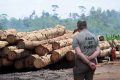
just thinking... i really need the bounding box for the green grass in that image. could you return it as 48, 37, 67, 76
105, 34, 120, 40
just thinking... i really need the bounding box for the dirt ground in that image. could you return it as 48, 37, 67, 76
0, 60, 120, 80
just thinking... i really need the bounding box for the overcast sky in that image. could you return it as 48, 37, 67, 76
0, 0, 120, 19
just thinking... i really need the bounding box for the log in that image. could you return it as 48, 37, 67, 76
99, 48, 111, 57
21, 25, 65, 41
108, 40, 115, 47
0, 29, 17, 40
24, 32, 46, 41
25, 54, 40, 68
66, 50, 75, 61
17, 40, 48, 49
48, 33, 73, 44
50, 46, 72, 63
35, 44, 52, 56
14, 58, 25, 69
113, 39, 120, 47
34, 54, 51, 69
2, 58, 13, 66
42, 25, 65, 39
6, 34, 20, 44
17, 32, 28, 38
8, 49, 31, 60
2, 46, 18, 56
99, 41, 110, 50
56, 25, 66, 36
116, 51, 120, 58
52, 38, 73, 50
0, 41, 8, 49
25, 54, 51, 69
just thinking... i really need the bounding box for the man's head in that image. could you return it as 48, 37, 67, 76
77, 20, 87, 30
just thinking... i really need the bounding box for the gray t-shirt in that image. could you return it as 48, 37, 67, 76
72, 29, 98, 56
72, 29, 98, 73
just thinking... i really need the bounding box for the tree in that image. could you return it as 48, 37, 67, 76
51, 5, 59, 18
0, 14, 8, 29
30, 10, 36, 19
78, 6, 86, 14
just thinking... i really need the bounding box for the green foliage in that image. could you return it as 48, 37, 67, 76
0, 7, 120, 36
105, 34, 120, 40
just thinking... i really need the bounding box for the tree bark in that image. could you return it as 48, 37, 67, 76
99, 48, 111, 57
50, 46, 72, 63
25, 54, 40, 69
17, 40, 48, 49
52, 38, 73, 50
35, 44, 52, 56
6, 34, 20, 44
99, 41, 110, 50
0, 29, 17, 40
48, 33, 73, 44
2, 46, 18, 56
34, 54, 51, 69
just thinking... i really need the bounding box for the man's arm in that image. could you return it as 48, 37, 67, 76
74, 47, 96, 70
88, 46, 100, 60
74, 46, 90, 64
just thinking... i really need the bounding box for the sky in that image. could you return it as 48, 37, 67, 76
0, 0, 120, 19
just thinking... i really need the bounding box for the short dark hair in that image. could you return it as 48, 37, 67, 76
77, 20, 87, 30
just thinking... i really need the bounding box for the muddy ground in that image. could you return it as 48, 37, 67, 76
0, 59, 120, 80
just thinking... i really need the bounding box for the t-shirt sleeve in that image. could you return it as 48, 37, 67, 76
72, 37, 79, 49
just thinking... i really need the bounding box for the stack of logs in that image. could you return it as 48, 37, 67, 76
0, 27, 120, 70
0, 25, 75, 70
98, 36, 120, 58
98, 41, 111, 57
112, 39, 120, 58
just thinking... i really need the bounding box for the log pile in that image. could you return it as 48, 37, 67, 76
0, 25, 76, 70
0, 26, 120, 71
98, 38, 120, 58
98, 41, 111, 57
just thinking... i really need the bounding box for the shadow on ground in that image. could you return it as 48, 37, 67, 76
0, 57, 74, 74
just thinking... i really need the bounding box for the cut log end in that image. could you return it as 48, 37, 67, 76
2, 58, 13, 66
66, 51, 75, 61
52, 42, 60, 50
35, 45, 49, 56
50, 51, 61, 63
34, 59, 44, 69
8, 51, 17, 60
6, 35, 17, 44
17, 41, 25, 49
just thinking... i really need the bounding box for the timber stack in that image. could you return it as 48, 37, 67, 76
0, 25, 75, 70
0, 26, 120, 71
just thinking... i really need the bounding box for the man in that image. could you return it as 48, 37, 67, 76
72, 20, 100, 80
